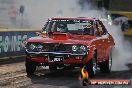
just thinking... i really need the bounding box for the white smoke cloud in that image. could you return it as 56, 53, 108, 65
17, 0, 81, 28
17, 0, 132, 71
105, 24, 132, 71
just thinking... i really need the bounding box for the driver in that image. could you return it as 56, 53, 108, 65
57, 23, 68, 33
83, 24, 92, 35
84, 27, 91, 35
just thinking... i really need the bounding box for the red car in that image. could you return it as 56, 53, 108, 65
25, 17, 115, 78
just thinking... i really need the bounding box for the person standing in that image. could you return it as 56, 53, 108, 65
8, 5, 17, 28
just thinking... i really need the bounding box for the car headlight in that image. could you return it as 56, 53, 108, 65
72, 44, 88, 54
29, 44, 36, 50
37, 44, 43, 51
80, 45, 87, 52
72, 45, 78, 52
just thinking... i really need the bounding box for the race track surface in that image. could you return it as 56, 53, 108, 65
0, 61, 132, 88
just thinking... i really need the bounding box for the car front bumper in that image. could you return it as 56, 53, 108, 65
25, 50, 89, 65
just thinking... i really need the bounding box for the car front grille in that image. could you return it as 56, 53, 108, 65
42, 43, 72, 52
26, 42, 73, 52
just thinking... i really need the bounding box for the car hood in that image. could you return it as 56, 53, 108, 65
27, 33, 96, 45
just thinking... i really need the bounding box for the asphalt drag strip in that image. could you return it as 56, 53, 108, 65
0, 61, 132, 88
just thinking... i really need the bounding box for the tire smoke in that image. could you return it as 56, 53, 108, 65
105, 24, 132, 71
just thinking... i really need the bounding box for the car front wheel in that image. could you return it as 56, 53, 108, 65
86, 51, 97, 78
25, 61, 36, 75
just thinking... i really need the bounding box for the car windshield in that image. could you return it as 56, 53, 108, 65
42, 19, 94, 35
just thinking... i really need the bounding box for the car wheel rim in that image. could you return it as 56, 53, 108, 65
93, 53, 97, 74
109, 51, 112, 70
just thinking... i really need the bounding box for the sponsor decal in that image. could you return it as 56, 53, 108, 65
0, 32, 36, 57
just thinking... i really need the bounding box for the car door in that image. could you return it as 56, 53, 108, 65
98, 20, 111, 59
94, 21, 106, 61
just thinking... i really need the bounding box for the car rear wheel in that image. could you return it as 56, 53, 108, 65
86, 51, 97, 78
25, 61, 36, 75
100, 49, 112, 73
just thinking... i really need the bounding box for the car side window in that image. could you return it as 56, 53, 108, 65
98, 20, 108, 35
94, 21, 102, 37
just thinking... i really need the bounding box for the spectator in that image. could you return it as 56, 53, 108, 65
8, 5, 17, 27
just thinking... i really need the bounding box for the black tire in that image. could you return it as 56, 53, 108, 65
49, 65, 57, 70
63, 65, 75, 70
25, 61, 36, 75
86, 51, 97, 78
100, 49, 112, 73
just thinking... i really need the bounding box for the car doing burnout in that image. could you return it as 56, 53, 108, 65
25, 17, 115, 78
